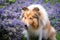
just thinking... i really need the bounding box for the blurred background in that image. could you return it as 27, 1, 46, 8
0, 0, 60, 40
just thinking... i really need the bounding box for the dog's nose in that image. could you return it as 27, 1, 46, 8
25, 25, 27, 27
25, 25, 28, 29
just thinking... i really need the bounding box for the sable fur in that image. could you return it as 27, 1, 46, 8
20, 4, 56, 40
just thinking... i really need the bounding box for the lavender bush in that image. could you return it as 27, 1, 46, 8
0, 0, 60, 40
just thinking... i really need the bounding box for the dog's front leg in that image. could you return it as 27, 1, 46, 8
27, 33, 29, 40
22, 29, 29, 40
39, 27, 42, 40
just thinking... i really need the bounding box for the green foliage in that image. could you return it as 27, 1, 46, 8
2, 34, 9, 40
57, 0, 60, 3
0, 5, 5, 8
53, 18, 56, 22
50, 0, 56, 5
22, 36, 27, 40
44, 0, 50, 3
9, 0, 15, 3
44, 0, 60, 5
56, 33, 60, 40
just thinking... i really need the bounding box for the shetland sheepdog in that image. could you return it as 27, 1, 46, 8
20, 4, 56, 40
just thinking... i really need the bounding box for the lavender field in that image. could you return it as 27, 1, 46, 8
0, 0, 60, 40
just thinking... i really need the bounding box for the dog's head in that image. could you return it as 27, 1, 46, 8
20, 7, 41, 29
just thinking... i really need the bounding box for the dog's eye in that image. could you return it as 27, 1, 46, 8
29, 18, 32, 19
24, 17, 26, 19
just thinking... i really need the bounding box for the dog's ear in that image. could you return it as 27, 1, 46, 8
33, 7, 39, 11
33, 7, 40, 16
22, 7, 29, 11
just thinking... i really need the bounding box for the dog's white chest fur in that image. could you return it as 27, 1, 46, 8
28, 26, 42, 36
28, 26, 48, 38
